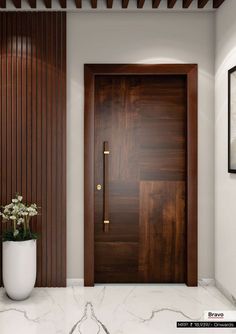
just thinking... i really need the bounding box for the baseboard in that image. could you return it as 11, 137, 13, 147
215, 279, 236, 307
67, 278, 84, 287
66, 278, 214, 288
198, 278, 215, 287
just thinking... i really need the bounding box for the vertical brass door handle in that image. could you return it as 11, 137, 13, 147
103, 141, 110, 232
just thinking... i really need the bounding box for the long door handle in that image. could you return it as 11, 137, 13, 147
103, 141, 110, 232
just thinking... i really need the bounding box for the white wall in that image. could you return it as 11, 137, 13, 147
67, 12, 215, 280
215, 0, 236, 300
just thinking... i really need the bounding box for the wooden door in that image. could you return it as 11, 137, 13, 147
84, 64, 197, 286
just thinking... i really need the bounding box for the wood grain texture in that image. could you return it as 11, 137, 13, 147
137, 0, 145, 8
75, 0, 82, 8
28, 0, 36, 7
91, 0, 97, 8
0, 0, 225, 9
12, 0, 21, 8
0, 0, 6, 7
183, 0, 194, 8
59, 0, 67, 8
139, 181, 186, 283
186, 65, 198, 286
94, 74, 187, 283
167, 0, 177, 8
43, 0, 52, 8
122, 0, 129, 7
213, 0, 225, 8
0, 12, 66, 287
152, 0, 161, 8
107, 0, 113, 8
198, 0, 209, 8
84, 64, 198, 286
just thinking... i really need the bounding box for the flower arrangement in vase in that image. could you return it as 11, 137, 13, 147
0, 195, 39, 300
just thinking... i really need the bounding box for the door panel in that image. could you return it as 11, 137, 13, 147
139, 181, 186, 283
94, 74, 187, 283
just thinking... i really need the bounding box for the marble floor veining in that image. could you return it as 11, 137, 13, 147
0, 283, 235, 334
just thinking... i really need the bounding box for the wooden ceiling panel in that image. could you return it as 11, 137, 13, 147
0, 0, 6, 8
152, 0, 161, 8
43, 0, 52, 8
183, 0, 194, 8
137, 0, 145, 8
0, 0, 225, 11
28, 0, 36, 7
91, 0, 97, 8
198, 0, 209, 8
75, 0, 81, 7
213, 0, 225, 8
107, 0, 113, 8
59, 0, 66, 8
122, 0, 129, 8
168, 0, 178, 8
12, 0, 21, 7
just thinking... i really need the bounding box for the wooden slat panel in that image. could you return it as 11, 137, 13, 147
11, 13, 17, 200
59, 0, 66, 8
12, 0, 21, 8
107, 0, 113, 8
51, 13, 57, 286
198, 0, 209, 8
0, 12, 66, 287
43, 0, 52, 8
152, 0, 161, 8
168, 0, 177, 8
91, 0, 97, 8
183, 0, 194, 8
28, 0, 36, 7
137, 0, 145, 8
56, 12, 62, 287
46, 12, 52, 287
75, 0, 81, 8
61, 12, 67, 287
213, 0, 225, 8
41, 12, 48, 286
122, 0, 129, 8
0, 0, 6, 8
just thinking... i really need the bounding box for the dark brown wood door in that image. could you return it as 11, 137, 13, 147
94, 74, 187, 283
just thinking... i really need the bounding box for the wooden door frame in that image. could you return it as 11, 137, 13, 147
84, 64, 198, 287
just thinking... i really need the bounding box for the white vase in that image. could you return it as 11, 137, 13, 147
3, 240, 37, 300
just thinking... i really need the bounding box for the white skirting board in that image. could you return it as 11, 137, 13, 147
67, 279, 84, 287
215, 280, 236, 307
67, 278, 215, 287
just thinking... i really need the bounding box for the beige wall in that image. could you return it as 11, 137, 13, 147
67, 11, 215, 279
215, 0, 236, 299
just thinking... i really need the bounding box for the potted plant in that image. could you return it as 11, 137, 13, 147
0, 195, 38, 300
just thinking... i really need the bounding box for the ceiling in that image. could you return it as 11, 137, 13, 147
0, 0, 226, 10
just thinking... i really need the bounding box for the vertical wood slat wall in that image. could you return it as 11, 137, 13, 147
0, 12, 66, 287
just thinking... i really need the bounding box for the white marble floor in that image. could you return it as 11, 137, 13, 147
0, 283, 235, 334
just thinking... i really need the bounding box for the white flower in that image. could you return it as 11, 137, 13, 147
10, 215, 16, 220
17, 195, 23, 202
29, 211, 37, 216
22, 212, 28, 216
12, 199, 18, 203
13, 229, 19, 237
17, 218, 24, 225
